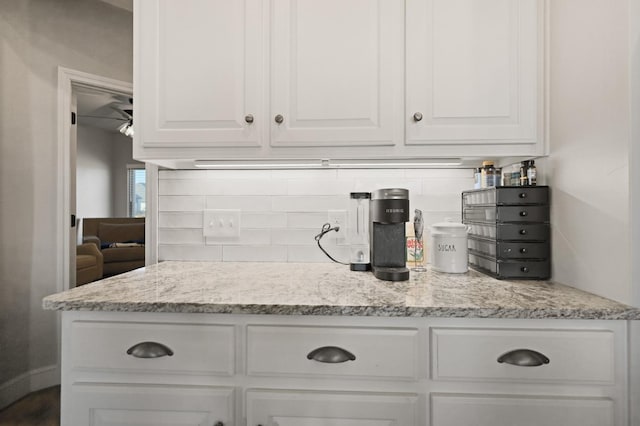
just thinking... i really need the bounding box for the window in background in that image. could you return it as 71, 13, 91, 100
127, 166, 146, 217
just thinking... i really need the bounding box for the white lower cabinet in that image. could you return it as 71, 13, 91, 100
247, 389, 417, 426
431, 393, 613, 426
60, 312, 630, 426
68, 383, 234, 426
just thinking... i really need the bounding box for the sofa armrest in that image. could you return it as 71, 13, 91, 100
83, 235, 101, 249
77, 243, 103, 279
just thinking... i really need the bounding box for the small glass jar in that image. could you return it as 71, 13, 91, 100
481, 161, 496, 188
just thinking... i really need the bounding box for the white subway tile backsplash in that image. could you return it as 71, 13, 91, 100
158, 228, 205, 245
206, 229, 271, 246
206, 196, 272, 211
220, 179, 287, 196
287, 179, 354, 196
287, 213, 328, 228
271, 229, 319, 246
158, 168, 472, 263
159, 196, 205, 212
241, 212, 287, 228
159, 179, 225, 196
273, 196, 349, 212
158, 244, 222, 261
159, 212, 203, 228
222, 245, 288, 262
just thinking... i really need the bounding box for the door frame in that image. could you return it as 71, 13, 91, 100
56, 67, 140, 292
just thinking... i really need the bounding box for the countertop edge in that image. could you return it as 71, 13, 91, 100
42, 300, 640, 320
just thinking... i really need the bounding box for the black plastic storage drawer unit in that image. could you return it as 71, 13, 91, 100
462, 186, 550, 280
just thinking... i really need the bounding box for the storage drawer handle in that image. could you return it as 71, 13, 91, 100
126, 341, 174, 358
307, 346, 356, 363
519, 211, 528, 217
519, 192, 527, 198
497, 349, 549, 366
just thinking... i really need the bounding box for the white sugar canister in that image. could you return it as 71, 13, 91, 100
429, 220, 470, 273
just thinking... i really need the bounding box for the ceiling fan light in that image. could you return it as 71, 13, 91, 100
123, 124, 134, 137
117, 121, 129, 134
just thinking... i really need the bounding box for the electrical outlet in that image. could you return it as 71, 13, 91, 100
203, 209, 240, 239
327, 210, 347, 244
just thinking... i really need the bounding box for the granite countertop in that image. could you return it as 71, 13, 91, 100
42, 261, 640, 320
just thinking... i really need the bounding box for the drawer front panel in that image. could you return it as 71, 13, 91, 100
247, 325, 419, 380
468, 254, 550, 279
467, 223, 550, 241
431, 394, 613, 426
70, 321, 235, 376
431, 327, 615, 384
464, 206, 549, 223
468, 239, 549, 259
495, 187, 549, 205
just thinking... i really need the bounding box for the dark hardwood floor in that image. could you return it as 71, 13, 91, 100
0, 386, 60, 426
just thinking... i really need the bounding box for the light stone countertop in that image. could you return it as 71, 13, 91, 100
42, 261, 640, 320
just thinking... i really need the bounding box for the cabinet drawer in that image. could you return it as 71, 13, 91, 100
468, 253, 550, 279
70, 320, 235, 376
464, 205, 549, 223
462, 187, 549, 206
467, 223, 549, 241
247, 325, 419, 380
468, 238, 549, 260
67, 383, 233, 426
431, 394, 613, 426
431, 327, 614, 384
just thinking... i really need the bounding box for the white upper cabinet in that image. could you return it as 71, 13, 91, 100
269, 0, 404, 148
134, 0, 545, 166
406, 0, 543, 157
134, 0, 263, 153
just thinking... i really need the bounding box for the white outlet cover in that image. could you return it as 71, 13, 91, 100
203, 209, 241, 239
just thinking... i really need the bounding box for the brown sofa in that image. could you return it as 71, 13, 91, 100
76, 242, 103, 286
83, 217, 145, 277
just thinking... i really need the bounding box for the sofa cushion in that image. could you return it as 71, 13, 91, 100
102, 246, 145, 263
76, 254, 98, 270
98, 222, 145, 244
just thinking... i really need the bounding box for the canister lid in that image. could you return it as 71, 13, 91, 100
430, 219, 469, 236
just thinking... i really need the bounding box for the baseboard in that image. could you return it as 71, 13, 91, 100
0, 364, 60, 410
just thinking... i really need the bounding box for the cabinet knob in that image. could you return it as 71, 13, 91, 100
307, 346, 356, 363
519, 229, 527, 235
413, 112, 423, 122
126, 341, 174, 358
497, 349, 549, 366
520, 248, 528, 254
521, 266, 530, 273
519, 211, 528, 217
274, 114, 284, 124
245, 114, 254, 124
519, 192, 527, 198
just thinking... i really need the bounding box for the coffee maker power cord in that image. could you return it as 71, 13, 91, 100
314, 223, 349, 265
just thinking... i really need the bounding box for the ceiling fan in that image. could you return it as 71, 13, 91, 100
76, 92, 134, 137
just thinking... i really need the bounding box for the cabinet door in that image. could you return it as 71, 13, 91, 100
270, 0, 404, 148
66, 384, 234, 426
247, 389, 418, 426
136, 0, 263, 149
406, 0, 543, 156
431, 394, 613, 426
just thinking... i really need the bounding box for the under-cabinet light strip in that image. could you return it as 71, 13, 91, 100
193, 158, 463, 169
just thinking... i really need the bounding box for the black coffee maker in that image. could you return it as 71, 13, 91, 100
370, 188, 410, 281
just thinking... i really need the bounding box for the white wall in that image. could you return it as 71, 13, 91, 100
158, 169, 473, 263
77, 125, 115, 218
112, 133, 138, 218
543, 0, 632, 305
0, 0, 132, 409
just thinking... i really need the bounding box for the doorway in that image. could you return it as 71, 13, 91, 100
57, 67, 134, 291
